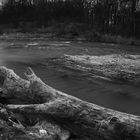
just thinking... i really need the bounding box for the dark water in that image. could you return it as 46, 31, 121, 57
1, 40, 140, 115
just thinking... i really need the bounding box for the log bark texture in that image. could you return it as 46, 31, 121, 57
0, 66, 140, 140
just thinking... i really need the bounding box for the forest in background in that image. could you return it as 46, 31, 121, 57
0, 0, 140, 38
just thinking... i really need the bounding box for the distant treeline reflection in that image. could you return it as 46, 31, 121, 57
0, 0, 140, 38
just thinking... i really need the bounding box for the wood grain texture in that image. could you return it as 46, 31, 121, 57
0, 66, 140, 140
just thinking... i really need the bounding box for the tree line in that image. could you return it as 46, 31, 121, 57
0, 0, 140, 38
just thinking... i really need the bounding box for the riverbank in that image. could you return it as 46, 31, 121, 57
0, 22, 140, 46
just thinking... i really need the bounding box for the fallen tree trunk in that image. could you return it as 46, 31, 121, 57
48, 54, 140, 84
0, 66, 140, 140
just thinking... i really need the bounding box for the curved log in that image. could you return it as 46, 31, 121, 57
0, 66, 140, 140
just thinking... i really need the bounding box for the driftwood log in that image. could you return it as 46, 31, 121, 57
49, 54, 140, 84
0, 66, 140, 140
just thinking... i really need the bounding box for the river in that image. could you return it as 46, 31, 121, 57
0, 38, 140, 115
